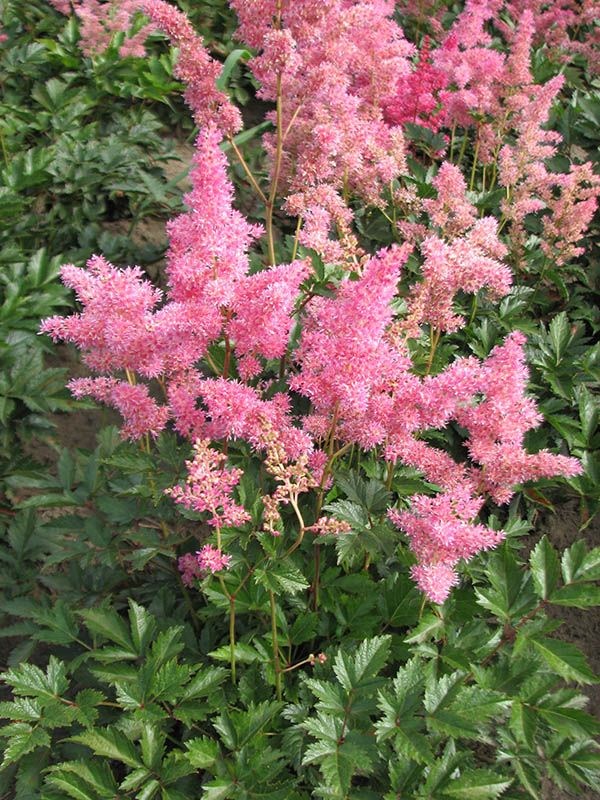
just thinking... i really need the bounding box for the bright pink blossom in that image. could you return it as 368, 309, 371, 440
228, 259, 311, 378
384, 37, 449, 133
389, 489, 504, 604
41, 256, 164, 377
197, 544, 232, 574
165, 125, 261, 306
178, 546, 232, 585
200, 379, 312, 460
455, 332, 583, 503
291, 244, 412, 428
68, 377, 169, 440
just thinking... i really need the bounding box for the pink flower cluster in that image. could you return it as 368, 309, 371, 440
48, 0, 153, 58
229, 0, 413, 261
309, 517, 352, 537
142, 0, 242, 135
42, 126, 309, 450
179, 545, 232, 585
401, 163, 511, 335
167, 439, 249, 529
389, 490, 503, 604
384, 38, 449, 133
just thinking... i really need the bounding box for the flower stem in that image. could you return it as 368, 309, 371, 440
229, 595, 237, 683
227, 136, 267, 204
469, 139, 480, 192
292, 215, 302, 261
266, 73, 284, 266
269, 590, 282, 700
425, 326, 440, 375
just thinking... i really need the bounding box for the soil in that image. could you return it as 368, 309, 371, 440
540, 503, 600, 800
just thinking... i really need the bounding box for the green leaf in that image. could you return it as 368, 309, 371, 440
530, 537, 560, 600
184, 736, 220, 769
538, 705, 600, 738
333, 636, 391, 691
220, 121, 272, 151
1, 657, 68, 699
46, 760, 117, 799
80, 606, 135, 653
209, 642, 259, 664
141, 725, 164, 771
530, 637, 597, 684
550, 583, 600, 608
73, 690, 104, 728
510, 701, 537, 748
475, 547, 535, 621
548, 312, 571, 363
45, 769, 98, 800
404, 612, 443, 643
290, 612, 319, 644
180, 666, 228, 700
128, 601, 156, 655
255, 561, 309, 595
216, 48, 251, 91
150, 659, 191, 702
562, 542, 600, 584
69, 727, 143, 768
443, 769, 512, 798
0, 723, 50, 768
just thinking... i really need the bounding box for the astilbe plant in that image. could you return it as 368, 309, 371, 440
25, 0, 600, 797
42, 0, 584, 606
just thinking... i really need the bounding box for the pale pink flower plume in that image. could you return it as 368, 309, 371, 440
227, 259, 311, 378
40, 255, 164, 378
456, 332, 583, 504
165, 125, 261, 306
291, 244, 412, 430
167, 439, 250, 529
231, 0, 412, 256
48, 0, 153, 58
309, 517, 352, 537
142, 0, 242, 134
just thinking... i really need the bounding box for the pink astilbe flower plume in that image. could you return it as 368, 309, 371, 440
40, 255, 164, 377
178, 546, 232, 586
47, 0, 154, 58
388, 489, 505, 604
231, 0, 412, 259
402, 224, 511, 337
165, 125, 261, 306
69, 377, 169, 440
142, 0, 242, 135
542, 163, 600, 267
200, 379, 312, 461
422, 162, 476, 239
167, 439, 250, 528
197, 544, 232, 574
456, 331, 582, 504
291, 244, 412, 429
384, 37, 449, 133
227, 259, 312, 379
